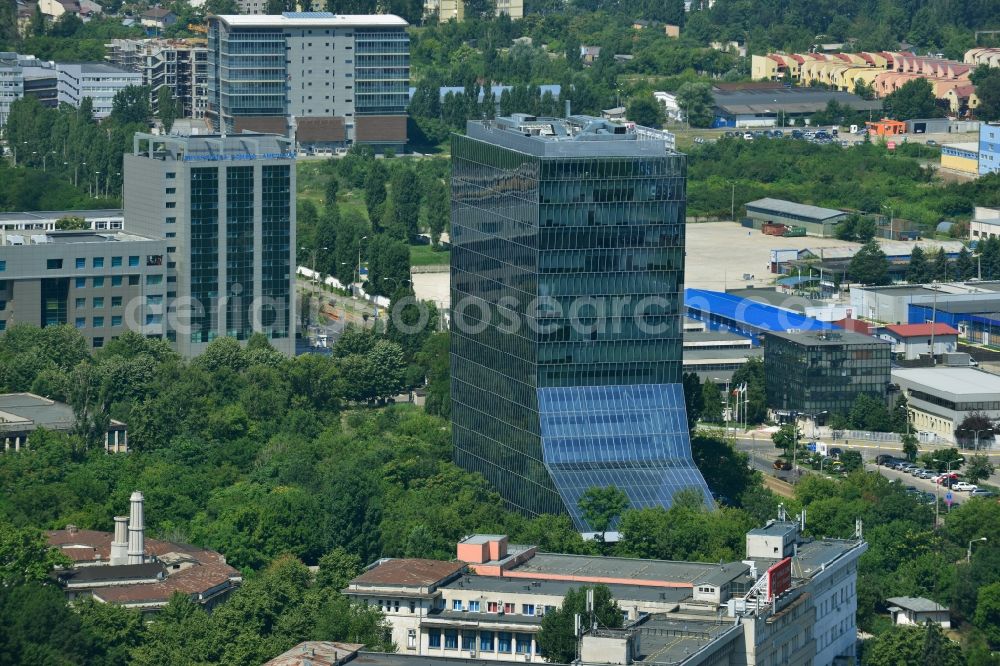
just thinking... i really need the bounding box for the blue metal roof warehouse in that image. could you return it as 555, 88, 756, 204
685, 288, 833, 343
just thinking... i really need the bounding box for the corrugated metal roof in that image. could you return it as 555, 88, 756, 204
685, 288, 834, 333
746, 197, 847, 222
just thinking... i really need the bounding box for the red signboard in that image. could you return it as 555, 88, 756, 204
887, 141, 896, 151
766, 557, 793, 600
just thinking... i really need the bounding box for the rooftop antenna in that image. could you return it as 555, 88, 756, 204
778, 503, 787, 522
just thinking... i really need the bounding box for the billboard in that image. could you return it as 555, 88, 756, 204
766, 556, 792, 600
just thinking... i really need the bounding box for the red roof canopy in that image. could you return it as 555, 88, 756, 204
885, 323, 959, 337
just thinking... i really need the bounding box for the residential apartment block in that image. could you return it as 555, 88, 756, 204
0, 230, 167, 347
106, 38, 209, 119
751, 50, 982, 115
122, 132, 296, 358
346, 519, 867, 665
206, 13, 410, 153
450, 114, 708, 530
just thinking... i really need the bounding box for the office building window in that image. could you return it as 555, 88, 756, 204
93, 297, 104, 308
146, 314, 162, 325
166, 172, 176, 179
93, 316, 104, 327
93, 257, 104, 268
112, 296, 122, 307
93, 277, 104, 288
111, 315, 122, 327
515, 634, 531, 654
522, 604, 535, 616
487, 602, 498, 613
444, 630, 458, 650
147, 275, 163, 285
75, 298, 85, 309
468, 601, 480, 612
480, 632, 494, 652
166, 232, 176, 238
503, 603, 515, 614
75, 277, 86, 288
75, 258, 86, 269
0, 321, 5, 331
406, 630, 416, 649
93, 336, 104, 348
165, 202, 176, 209
498, 633, 512, 653
47, 259, 63, 269
166, 217, 176, 224
111, 276, 122, 286
0, 261, 5, 271
111, 256, 122, 267
166, 187, 176, 194
147, 295, 163, 305
128, 256, 139, 267
452, 600, 462, 611
129, 275, 139, 286
428, 630, 441, 649
75, 317, 85, 329
0, 301, 5, 311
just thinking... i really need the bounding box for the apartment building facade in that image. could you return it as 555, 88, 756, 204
206, 13, 409, 153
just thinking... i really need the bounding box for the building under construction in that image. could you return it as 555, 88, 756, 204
106, 38, 209, 119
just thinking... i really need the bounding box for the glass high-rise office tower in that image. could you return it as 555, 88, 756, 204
450, 115, 711, 530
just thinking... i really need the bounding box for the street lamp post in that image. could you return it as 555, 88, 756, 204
882, 204, 894, 240
973, 429, 993, 452
356, 235, 368, 295
933, 457, 964, 528
967, 537, 987, 564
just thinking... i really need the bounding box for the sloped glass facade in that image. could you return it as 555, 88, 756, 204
450, 127, 711, 530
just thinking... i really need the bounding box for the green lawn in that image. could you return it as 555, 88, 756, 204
410, 244, 450, 266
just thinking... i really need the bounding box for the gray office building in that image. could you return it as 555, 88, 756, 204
206, 12, 410, 153
123, 132, 296, 358
0, 230, 167, 348
451, 114, 711, 530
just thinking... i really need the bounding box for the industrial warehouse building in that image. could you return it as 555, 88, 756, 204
711, 87, 880, 128
892, 367, 1000, 443
744, 198, 850, 238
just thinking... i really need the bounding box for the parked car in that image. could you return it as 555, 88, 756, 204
830, 447, 843, 458
876, 455, 899, 466
954, 481, 978, 491
791, 130, 804, 139
926, 139, 938, 146
910, 467, 927, 476
724, 131, 736, 138
694, 137, 705, 144
905, 486, 920, 495
970, 488, 996, 498
773, 459, 792, 470
743, 133, 754, 140
772, 129, 784, 138
918, 469, 935, 479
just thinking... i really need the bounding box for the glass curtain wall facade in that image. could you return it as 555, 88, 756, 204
190, 168, 219, 343
208, 23, 287, 132
450, 121, 711, 530
226, 166, 254, 339
763, 331, 890, 415
262, 165, 291, 337
354, 31, 410, 116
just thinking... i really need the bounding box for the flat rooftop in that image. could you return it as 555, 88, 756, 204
440, 573, 694, 604
1, 231, 152, 246
508, 552, 727, 587
635, 613, 740, 664
929, 299, 1000, 314
713, 88, 882, 114
464, 114, 678, 158
892, 367, 1000, 397
0, 393, 124, 432
215, 12, 408, 28
683, 348, 762, 362
133, 132, 294, 161
0, 209, 122, 222
683, 330, 753, 345
747, 520, 799, 538
763, 328, 884, 347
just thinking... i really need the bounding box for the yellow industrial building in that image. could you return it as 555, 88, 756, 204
940, 142, 980, 176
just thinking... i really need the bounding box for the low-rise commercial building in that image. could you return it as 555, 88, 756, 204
745, 198, 849, 238
887, 597, 951, 629
0, 392, 127, 452
685, 288, 834, 344
892, 367, 1000, 441
346, 520, 867, 666
47, 491, 241, 615
850, 281, 1000, 325
881, 322, 959, 360
0, 230, 167, 347
940, 142, 980, 176
970, 206, 1000, 240
711, 87, 880, 128
763, 329, 890, 416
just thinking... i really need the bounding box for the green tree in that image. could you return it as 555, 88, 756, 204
0, 520, 72, 585
864, 621, 964, 666
578, 485, 630, 537
731, 357, 767, 423
955, 412, 994, 450
955, 247, 976, 281
772, 423, 799, 456
424, 179, 450, 246
76, 598, 146, 666
932, 247, 950, 281
701, 379, 722, 423
203, 0, 240, 13
110, 85, 151, 125
848, 393, 893, 432
974, 582, 1000, 647
364, 160, 389, 230
31, 2, 45, 36
902, 432, 919, 462
840, 450, 863, 473
626, 96, 665, 127
973, 67, 1000, 122
54, 215, 88, 230
156, 87, 179, 134
682, 371, 703, 428
907, 245, 930, 283
536, 586, 622, 664
0, 583, 101, 665
387, 167, 422, 240
676, 82, 714, 127
130, 593, 216, 666
315, 547, 363, 590
325, 177, 340, 207
365, 234, 410, 298
849, 239, 890, 285
965, 454, 996, 484
884, 78, 944, 121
